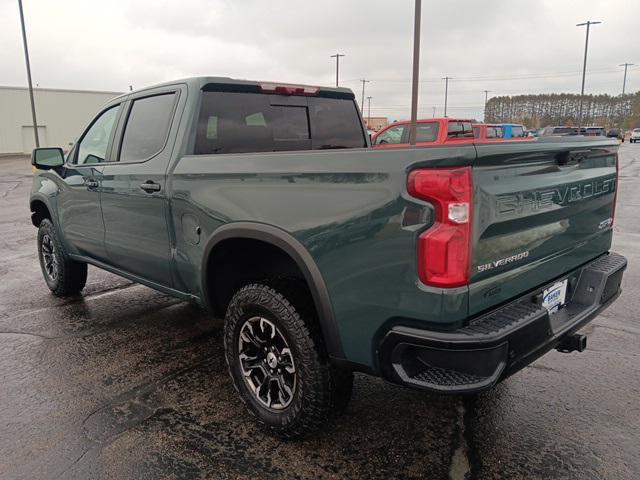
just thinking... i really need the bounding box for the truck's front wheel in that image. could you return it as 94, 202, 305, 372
224, 280, 352, 439
37, 219, 87, 296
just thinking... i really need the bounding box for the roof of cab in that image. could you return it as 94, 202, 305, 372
111, 76, 354, 101
389, 118, 474, 126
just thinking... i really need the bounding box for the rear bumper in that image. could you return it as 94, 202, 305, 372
379, 252, 627, 394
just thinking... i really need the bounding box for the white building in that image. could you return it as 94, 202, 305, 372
0, 86, 122, 154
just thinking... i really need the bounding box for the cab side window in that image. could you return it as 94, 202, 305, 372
374, 125, 405, 145
511, 126, 525, 138
119, 93, 176, 162
415, 123, 439, 142
74, 105, 121, 165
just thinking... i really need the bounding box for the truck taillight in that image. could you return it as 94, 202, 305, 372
407, 167, 473, 288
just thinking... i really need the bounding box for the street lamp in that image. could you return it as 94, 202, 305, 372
330, 53, 345, 87
360, 79, 370, 115
408, 0, 421, 145
576, 20, 601, 129
442, 76, 452, 118
18, 0, 39, 148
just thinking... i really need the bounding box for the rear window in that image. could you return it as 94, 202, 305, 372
553, 127, 578, 135
194, 91, 366, 154
447, 121, 474, 138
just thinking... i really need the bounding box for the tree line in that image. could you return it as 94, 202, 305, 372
485, 91, 640, 129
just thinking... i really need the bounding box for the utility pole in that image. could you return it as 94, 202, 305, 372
366, 96, 372, 125
442, 76, 452, 118
619, 63, 634, 95
408, 0, 421, 145
576, 20, 601, 130
18, 0, 39, 148
483, 90, 490, 122
432, 106, 436, 118
330, 53, 345, 87
360, 79, 370, 115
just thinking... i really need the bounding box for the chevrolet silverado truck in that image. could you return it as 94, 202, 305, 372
30, 77, 626, 439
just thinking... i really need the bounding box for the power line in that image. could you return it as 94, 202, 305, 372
619, 63, 634, 95
340, 66, 640, 85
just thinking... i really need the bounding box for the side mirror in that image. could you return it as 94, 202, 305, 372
31, 148, 65, 170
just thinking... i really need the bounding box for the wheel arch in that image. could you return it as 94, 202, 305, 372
30, 196, 53, 227
201, 222, 345, 361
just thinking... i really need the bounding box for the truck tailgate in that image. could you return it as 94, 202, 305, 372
469, 137, 618, 315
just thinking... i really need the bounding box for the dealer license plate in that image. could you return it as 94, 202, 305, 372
542, 279, 568, 314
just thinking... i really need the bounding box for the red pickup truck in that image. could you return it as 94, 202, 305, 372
371, 118, 475, 148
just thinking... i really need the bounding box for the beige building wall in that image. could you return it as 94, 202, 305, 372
0, 86, 122, 154
363, 116, 388, 132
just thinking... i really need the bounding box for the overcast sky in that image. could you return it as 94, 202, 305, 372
1, 0, 638, 120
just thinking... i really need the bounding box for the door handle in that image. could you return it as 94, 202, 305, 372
85, 179, 99, 190
139, 181, 161, 193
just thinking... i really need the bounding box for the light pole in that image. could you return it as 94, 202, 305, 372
619, 63, 634, 96
330, 53, 345, 87
576, 20, 601, 129
18, 0, 39, 148
483, 90, 490, 122
408, 0, 421, 145
366, 96, 372, 125
360, 79, 370, 115
442, 76, 452, 118
432, 106, 436, 118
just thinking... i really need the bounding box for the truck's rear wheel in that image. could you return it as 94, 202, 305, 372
224, 280, 353, 439
37, 219, 87, 296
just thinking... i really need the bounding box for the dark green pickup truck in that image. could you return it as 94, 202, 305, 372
30, 77, 626, 438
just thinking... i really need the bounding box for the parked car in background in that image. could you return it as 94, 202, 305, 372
607, 128, 625, 142
371, 118, 475, 148
583, 126, 606, 137
539, 126, 580, 136
501, 123, 526, 138
631, 128, 640, 143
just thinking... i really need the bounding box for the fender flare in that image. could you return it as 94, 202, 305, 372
29, 193, 56, 227
200, 222, 346, 360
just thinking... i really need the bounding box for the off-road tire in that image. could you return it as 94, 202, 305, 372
224, 279, 353, 439
37, 218, 87, 296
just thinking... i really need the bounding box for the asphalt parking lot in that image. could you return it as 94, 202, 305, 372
1, 144, 639, 480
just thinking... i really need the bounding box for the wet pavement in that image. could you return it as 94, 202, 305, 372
1, 146, 639, 480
